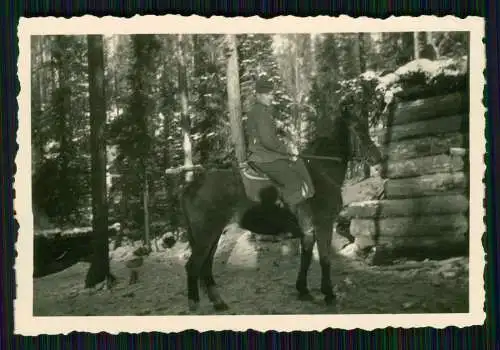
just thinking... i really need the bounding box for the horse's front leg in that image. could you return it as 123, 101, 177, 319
314, 190, 342, 305
315, 218, 335, 305
295, 203, 315, 301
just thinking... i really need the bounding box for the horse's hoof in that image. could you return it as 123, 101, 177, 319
298, 292, 315, 302
324, 294, 336, 305
213, 302, 229, 311
188, 300, 199, 311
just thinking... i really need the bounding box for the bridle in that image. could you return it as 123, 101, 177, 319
300, 114, 374, 163
303, 114, 376, 189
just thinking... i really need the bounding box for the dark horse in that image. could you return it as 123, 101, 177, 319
175, 109, 382, 311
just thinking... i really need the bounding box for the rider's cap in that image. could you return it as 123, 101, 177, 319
255, 76, 274, 94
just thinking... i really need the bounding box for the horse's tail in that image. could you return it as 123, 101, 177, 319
179, 189, 195, 247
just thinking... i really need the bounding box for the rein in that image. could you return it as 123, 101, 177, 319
299, 154, 342, 162
165, 121, 373, 186
315, 163, 344, 189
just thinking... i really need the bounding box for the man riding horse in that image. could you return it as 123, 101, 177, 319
245, 76, 315, 221
176, 74, 383, 311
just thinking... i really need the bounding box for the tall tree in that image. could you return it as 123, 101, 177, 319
274, 34, 315, 149
154, 35, 187, 233
433, 32, 468, 58
31, 36, 43, 171
190, 34, 231, 166
107, 35, 161, 241
177, 34, 194, 182
378, 32, 414, 72
130, 34, 161, 247
414, 32, 421, 59
355, 33, 370, 178
309, 34, 342, 138
32, 36, 90, 226
225, 34, 245, 163
85, 35, 113, 288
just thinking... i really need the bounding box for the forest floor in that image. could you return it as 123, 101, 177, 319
34, 232, 468, 316
33, 176, 469, 316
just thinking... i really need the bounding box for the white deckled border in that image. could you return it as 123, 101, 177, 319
15, 14, 486, 335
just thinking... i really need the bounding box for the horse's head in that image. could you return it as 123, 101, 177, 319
342, 108, 383, 166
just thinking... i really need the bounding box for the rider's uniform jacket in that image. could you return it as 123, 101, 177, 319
246, 101, 289, 164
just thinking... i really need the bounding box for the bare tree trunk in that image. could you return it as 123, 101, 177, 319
143, 172, 150, 248
310, 34, 317, 76
118, 177, 127, 244
359, 34, 370, 179
52, 36, 73, 223
293, 34, 302, 149
85, 34, 113, 288
352, 33, 371, 179
113, 64, 119, 118
352, 33, 362, 76
35, 37, 43, 104
162, 102, 174, 233
177, 34, 194, 182
414, 32, 421, 59
50, 38, 57, 106
225, 34, 246, 163
358, 33, 366, 73
31, 36, 44, 166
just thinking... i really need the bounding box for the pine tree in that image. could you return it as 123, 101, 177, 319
191, 34, 233, 166
32, 35, 91, 227
85, 34, 114, 288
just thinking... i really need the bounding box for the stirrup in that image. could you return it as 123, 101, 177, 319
276, 198, 285, 208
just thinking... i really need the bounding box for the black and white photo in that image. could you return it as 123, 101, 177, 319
15, 15, 486, 334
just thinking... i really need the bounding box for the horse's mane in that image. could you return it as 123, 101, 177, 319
304, 114, 352, 162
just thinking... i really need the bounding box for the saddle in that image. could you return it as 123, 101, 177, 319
239, 161, 275, 203
240, 159, 315, 205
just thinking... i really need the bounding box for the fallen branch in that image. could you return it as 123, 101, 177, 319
165, 164, 204, 175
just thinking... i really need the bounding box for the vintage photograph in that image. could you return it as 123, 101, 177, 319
15, 15, 485, 334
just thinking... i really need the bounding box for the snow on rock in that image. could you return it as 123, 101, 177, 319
227, 231, 259, 268
109, 245, 137, 262
176, 246, 191, 265
108, 238, 147, 263
226, 229, 307, 269
339, 243, 362, 259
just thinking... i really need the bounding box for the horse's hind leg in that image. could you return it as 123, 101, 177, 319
185, 253, 201, 311
185, 223, 218, 312
202, 234, 229, 311
295, 203, 315, 301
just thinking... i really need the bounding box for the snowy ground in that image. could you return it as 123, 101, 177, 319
34, 228, 468, 316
